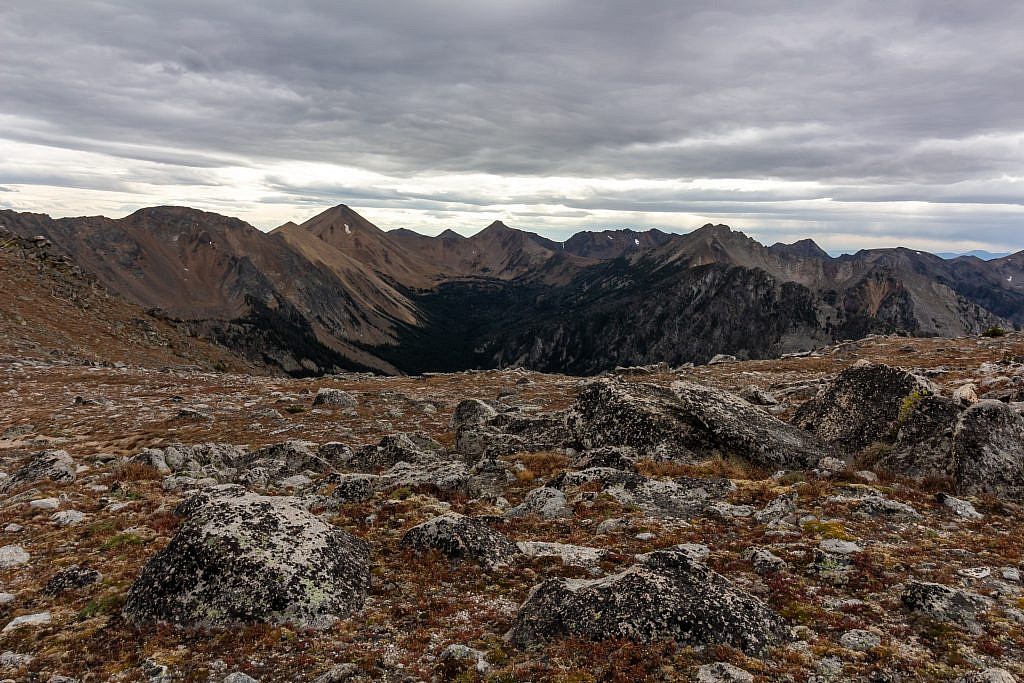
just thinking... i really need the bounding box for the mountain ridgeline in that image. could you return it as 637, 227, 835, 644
2, 205, 1022, 376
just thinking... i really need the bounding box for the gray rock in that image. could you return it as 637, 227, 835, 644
506, 547, 791, 655
708, 354, 738, 365
2, 611, 50, 632
880, 395, 962, 478
311, 664, 361, 683
223, 674, 260, 683
697, 662, 754, 683
936, 492, 983, 519
0, 450, 76, 492
506, 487, 571, 519
43, 565, 101, 596
956, 669, 1018, 683
671, 380, 827, 469
0, 545, 29, 568
793, 363, 936, 453
902, 580, 991, 632
347, 433, 443, 472
401, 513, 519, 568
123, 485, 370, 629
856, 496, 920, 519
738, 386, 778, 406
952, 400, 1024, 497
312, 388, 357, 409
754, 493, 798, 525
839, 628, 881, 652
744, 547, 788, 575
449, 398, 498, 431
566, 379, 700, 456
819, 539, 862, 555
550, 467, 735, 519
51, 510, 86, 526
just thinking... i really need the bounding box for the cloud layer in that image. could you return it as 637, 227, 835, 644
1, 0, 1023, 252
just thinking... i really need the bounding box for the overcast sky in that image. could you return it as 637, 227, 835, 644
2, 1, 1023, 253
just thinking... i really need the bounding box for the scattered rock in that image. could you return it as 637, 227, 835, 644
956, 669, 1018, 683
400, 513, 519, 568
839, 628, 881, 652
936, 492, 983, 520
2, 612, 51, 633
506, 487, 571, 519
697, 662, 754, 683
0, 545, 29, 569
952, 400, 1024, 497
312, 388, 357, 409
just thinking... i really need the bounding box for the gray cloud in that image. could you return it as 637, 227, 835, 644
1, 0, 1023, 250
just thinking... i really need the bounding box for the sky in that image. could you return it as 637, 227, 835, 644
1, 1, 1023, 254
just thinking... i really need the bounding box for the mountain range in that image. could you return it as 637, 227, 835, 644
2, 204, 1022, 376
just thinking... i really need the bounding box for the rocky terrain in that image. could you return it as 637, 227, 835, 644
3, 331, 1024, 681
4, 205, 1024, 376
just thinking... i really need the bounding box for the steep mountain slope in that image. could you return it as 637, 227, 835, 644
561, 228, 673, 259
0, 207, 410, 375
0, 228, 247, 370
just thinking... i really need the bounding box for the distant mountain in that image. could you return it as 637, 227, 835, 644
3, 205, 1022, 376
937, 250, 1011, 260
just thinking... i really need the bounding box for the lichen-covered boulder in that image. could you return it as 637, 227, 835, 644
123, 485, 369, 629
400, 513, 519, 568
792, 363, 936, 452
506, 547, 789, 654
0, 450, 76, 492
312, 388, 357, 409
952, 400, 1024, 497
878, 395, 962, 479
671, 380, 826, 469
902, 580, 991, 633
449, 399, 498, 432
566, 379, 699, 456
455, 410, 572, 459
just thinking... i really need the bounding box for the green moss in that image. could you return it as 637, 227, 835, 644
101, 533, 144, 550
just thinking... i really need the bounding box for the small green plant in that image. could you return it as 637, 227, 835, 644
982, 325, 1007, 338
896, 390, 930, 431
78, 593, 125, 619
284, 404, 306, 414
100, 532, 144, 550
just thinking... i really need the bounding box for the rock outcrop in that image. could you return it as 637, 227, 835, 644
400, 513, 519, 568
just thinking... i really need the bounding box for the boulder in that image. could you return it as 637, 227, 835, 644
400, 513, 519, 568
792, 363, 936, 452
952, 400, 1024, 497
878, 395, 962, 479
671, 380, 826, 469
449, 399, 498, 431
347, 433, 444, 472
566, 379, 699, 456
901, 580, 991, 633
123, 485, 370, 629
0, 450, 76, 492
505, 547, 790, 654
505, 487, 572, 519
312, 388, 357, 409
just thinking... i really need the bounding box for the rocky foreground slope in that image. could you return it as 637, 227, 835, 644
2, 333, 1024, 681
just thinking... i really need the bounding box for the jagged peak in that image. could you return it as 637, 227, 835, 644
437, 228, 464, 239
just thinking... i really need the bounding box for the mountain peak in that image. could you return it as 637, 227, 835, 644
438, 228, 464, 240
770, 238, 830, 260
